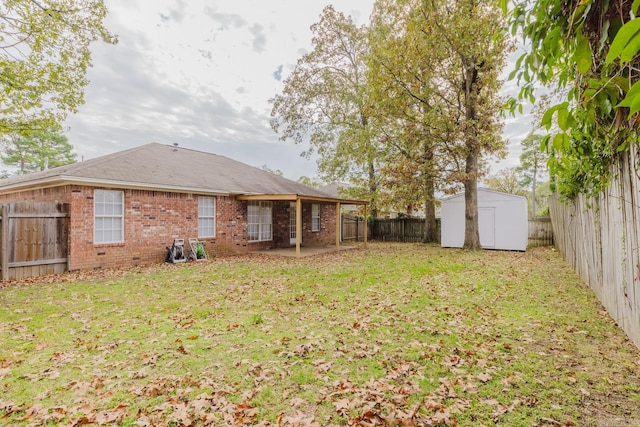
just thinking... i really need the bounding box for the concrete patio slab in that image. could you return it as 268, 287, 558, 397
249, 245, 359, 258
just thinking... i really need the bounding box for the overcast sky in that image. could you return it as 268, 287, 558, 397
64, 0, 533, 181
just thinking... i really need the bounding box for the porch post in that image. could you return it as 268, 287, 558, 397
335, 202, 341, 250
296, 197, 302, 257
364, 204, 368, 248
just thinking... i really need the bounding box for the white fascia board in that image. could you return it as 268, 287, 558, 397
0, 175, 234, 196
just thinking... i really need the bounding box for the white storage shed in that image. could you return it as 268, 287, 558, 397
440, 188, 528, 251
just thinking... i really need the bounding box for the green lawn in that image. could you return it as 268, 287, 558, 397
1, 243, 639, 426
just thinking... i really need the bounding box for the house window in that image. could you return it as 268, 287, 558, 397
94, 189, 124, 244
198, 197, 216, 237
248, 201, 272, 242
311, 204, 321, 231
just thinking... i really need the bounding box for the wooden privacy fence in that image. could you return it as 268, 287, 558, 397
527, 217, 554, 247
549, 149, 640, 349
341, 214, 368, 241
372, 218, 437, 242
0, 202, 70, 281
371, 217, 553, 247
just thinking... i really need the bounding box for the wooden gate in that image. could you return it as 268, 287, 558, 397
0, 202, 70, 281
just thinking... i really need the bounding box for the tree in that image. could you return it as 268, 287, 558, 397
270, 6, 382, 217
484, 168, 527, 195
516, 133, 549, 217
368, 1, 455, 242
506, 0, 639, 200
297, 176, 322, 188
371, 0, 509, 249
0, 0, 117, 134
1, 130, 77, 173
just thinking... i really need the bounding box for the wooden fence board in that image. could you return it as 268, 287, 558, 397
341, 214, 367, 242
0, 202, 70, 281
549, 149, 640, 349
527, 217, 554, 247
373, 218, 429, 242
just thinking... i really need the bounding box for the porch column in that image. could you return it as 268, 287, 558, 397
296, 197, 302, 257
335, 202, 341, 250
364, 204, 368, 248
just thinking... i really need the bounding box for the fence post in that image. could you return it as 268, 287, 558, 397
1, 204, 8, 281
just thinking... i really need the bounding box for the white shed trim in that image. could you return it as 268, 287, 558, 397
440, 188, 528, 251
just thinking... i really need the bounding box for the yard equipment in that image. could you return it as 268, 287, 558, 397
188, 238, 207, 261
165, 239, 187, 263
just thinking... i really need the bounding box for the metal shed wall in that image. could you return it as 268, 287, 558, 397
441, 188, 528, 251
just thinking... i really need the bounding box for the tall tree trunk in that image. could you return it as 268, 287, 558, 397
422, 147, 437, 243
463, 145, 481, 249
462, 61, 481, 250
368, 158, 378, 219
423, 195, 437, 243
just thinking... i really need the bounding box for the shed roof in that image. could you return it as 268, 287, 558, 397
0, 143, 362, 203
441, 187, 528, 203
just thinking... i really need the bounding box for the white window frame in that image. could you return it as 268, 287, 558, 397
94, 189, 124, 244
198, 197, 216, 238
311, 204, 321, 231
248, 201, 272, 242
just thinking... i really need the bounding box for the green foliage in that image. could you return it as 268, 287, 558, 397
0, 0, 117, 134
483, 167, 527, 195
270, 6, 382, 215
508, 0, 639, 200
297, 176, 323, 189
1, 130, 77, 173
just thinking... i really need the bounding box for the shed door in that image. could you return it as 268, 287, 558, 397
479, 207, 495, 248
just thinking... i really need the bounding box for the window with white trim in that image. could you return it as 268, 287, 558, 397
248, 201, 272, 242
94, 189, 124, 244
311, 204, 321, 231
198, 197, 216, 237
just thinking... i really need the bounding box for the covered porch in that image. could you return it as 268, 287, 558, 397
237, 193, 368, 257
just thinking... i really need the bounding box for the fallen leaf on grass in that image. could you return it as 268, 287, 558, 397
477, 372, 492, 383
289, 397, 306, 407
0, 367, 10, 379
20, 403, 43, 420
89, 404, 127, 425
277, 410, 320, 426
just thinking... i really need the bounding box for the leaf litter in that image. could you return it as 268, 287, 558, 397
0, 243, 639, 426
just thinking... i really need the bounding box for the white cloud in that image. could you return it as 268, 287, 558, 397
65, 0, 532, 181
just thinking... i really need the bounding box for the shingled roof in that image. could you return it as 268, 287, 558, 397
0, 143, 334, 199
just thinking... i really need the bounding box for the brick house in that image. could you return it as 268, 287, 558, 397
0, 143, 366, 272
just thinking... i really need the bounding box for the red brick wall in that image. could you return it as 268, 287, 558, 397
301, 203, 337, 246
0, 186, 338, 270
